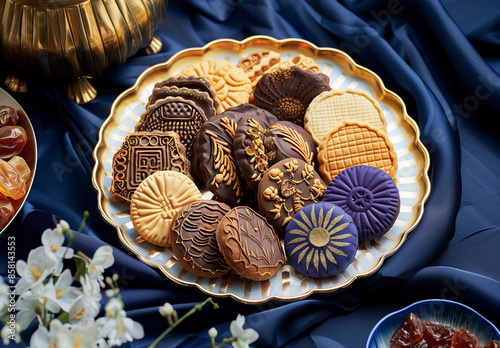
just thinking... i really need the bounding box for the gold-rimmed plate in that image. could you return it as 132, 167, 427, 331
92, 36, 430, 303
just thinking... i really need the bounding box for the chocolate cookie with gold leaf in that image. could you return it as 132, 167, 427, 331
257, 158, 325, 230
171, 200, 232, 278
233, 117, 317, 192
193, 104, 278, 205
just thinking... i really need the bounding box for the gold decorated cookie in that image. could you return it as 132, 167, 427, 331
266, 54, 322, 75
180, 60, 252, 112
304, 89, 387, 145
237, 50, 281, 88
318, 121, 398, 182
130, 171, 202, 247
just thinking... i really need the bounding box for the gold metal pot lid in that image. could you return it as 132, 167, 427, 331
92, 36, 431, 304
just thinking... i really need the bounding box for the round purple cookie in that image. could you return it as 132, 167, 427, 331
323, 165, 400, 241
284, 201, 358, 278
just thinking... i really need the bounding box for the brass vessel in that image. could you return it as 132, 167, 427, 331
0, 0, 167, 103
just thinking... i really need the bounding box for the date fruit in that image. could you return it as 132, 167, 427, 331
0, 125, 27, 160
0, 105, 19, 127
390, 313, 424, 348
0, 158, 27, 200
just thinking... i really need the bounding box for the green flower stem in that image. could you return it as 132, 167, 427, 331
213, 337, 235, 348
149, 298, 218, 348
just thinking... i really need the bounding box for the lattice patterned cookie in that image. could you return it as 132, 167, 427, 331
318, 121, 398, 182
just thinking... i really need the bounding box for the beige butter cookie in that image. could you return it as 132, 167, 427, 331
130, 171, 202, 247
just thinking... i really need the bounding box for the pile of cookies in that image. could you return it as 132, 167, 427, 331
110, 50, 401, 281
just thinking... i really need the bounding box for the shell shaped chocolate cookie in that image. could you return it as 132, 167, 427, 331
324, 165, 400, 241
233, 117, 316, 192
318, 121, 398, 182
253, 66, 331, 126
130, 171, 202, 247
216, 206, 285, 281
257, 158, 325, 230
180, 60, 252, 112
193, 104, 278, 205
284, 202, 358, 278
304, 89, 387, 145
171, 200, 232, 278
110, 131, 190, 203
135, 97, 207, 159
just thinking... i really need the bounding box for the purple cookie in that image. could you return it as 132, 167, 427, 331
324, 165, 400, 241
284, 201, 358, 278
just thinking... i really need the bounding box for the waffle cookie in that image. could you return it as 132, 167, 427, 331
284, 201, 358, 278
171, 200, 232, 278
318, 121, 398, 182
110, 131, 190, 203
253, 66, 331, 126
130, 171, 202, 247
180, 60, 252, 112
304, 89, 387, 145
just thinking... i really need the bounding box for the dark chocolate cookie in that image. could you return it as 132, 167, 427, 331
171, 200, 232, 278
234, 118, 317, 192
135, 97, 207, 159
323, 165, 400, 241
110, 131, 190, 203
257, 158, 325, 230
216, 206, 285, 281
253, 65, 331, 126
285, 201, 358, 278
193, 104, 279, 204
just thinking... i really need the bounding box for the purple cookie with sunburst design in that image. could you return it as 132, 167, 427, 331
324, 165, 400, 242
284, 202, 358, 278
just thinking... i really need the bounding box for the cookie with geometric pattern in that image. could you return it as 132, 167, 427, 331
304, 89, 387, 145
318, 121, 398, 182
110, 131, 190, 204
130, 171, 202, 247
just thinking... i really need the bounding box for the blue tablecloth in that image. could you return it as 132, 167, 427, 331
1, 0, 499, 347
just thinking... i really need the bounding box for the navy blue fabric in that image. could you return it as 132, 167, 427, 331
1, 0, 500, 347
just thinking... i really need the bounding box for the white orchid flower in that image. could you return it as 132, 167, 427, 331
1, 321, 22, 345
96, 309, 144, 347
31, 319, 101, 348
31, 269, 81, 314
0, 277, 9, 310
230, 314, 259, 348
15, 247, 60, 295
41, 224, 74, 262
15, 289, 45, 330
76, 246, 114, 287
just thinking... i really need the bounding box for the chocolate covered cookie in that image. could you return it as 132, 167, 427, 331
110, 131, 190, 203
257, 158, 325, 230
193, 104, 278, 205
324, 165, 400, 241
253, 66, 331, 126
233, 117, 317, 192
171, 200, 232, 278
285, 201, 358, 278
216, 206, 285, 281
135, 97, 208, 158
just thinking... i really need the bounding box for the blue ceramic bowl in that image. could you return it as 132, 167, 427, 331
366, 299, 500, 348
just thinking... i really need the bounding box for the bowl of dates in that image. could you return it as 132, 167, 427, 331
366, 299, 500, 348
0, 88, 37, 234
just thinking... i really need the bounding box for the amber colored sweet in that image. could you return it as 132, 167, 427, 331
0, 159, 27, 200
0, 105, 19, 127
8, 156, 31, 182
0, 126, 27, 160
451, 327, 481, 348
422, 321, 455, 346
0, 195, 14, 230
390, 313, 424, 348
485, 340, 500, 348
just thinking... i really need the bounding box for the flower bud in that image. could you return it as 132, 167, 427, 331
159, 303, 175, 318
208, 327, 218, 339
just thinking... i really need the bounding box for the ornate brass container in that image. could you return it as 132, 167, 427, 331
0, 0, 167, 103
